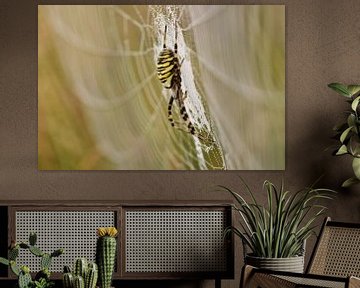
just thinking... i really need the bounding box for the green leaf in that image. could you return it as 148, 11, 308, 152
342, 177, 360, 188
340, 126, 353, 143
352, 157, 360, 179
328, 83, 351, 97
222, 179, 335, 258
347, 114, 356, 129
336, 144, 348, 155
351, 96, 360, 111
349, 135, 360, 156
347, 85, 360, 96
0, 257, 9, 266
333, 122, 348, 132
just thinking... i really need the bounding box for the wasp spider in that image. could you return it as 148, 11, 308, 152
156, 23, 197, 138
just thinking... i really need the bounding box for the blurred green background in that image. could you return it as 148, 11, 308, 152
38, 10, 112, 169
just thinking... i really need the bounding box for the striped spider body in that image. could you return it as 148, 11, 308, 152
156, 24, 196, 137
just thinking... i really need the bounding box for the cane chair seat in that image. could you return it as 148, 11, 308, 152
241, 218, 360, 288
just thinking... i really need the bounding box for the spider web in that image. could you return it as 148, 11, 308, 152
42, 5, 284, 170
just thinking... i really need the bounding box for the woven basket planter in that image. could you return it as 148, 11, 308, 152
245, 254, 305, 273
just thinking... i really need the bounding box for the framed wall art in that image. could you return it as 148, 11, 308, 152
38, 5, 285, 170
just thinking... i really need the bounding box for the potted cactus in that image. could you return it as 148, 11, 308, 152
62, 258, 98, 288
96, 227, 118, 288
0, 232, 64, 288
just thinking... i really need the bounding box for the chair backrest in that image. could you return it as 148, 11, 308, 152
307, 217, 360, 277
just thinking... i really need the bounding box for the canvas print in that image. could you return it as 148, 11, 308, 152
38, 5, 285, 170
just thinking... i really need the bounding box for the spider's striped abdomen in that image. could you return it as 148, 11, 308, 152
157, 48, 180, 89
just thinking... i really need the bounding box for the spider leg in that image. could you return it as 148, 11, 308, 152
162, 25, 167, 48
167, 95, 175, 128
174, 20, 178, 54
167, 99, 192, 134
167, 89, 215, 144
175, 93, 196, 136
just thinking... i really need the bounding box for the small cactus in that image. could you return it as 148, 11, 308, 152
85, 263, 98, 288
63, 272, 74, 288
74, 275, 85, 288
96, 227, 118, 288
63, 259, 98, 288
74, 258, 88, 279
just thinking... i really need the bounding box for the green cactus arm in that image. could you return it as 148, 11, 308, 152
21, 265, 30, 274
62, 272, 74, 288
63, 265, 72, 273
10, 260, 20, 276
50, 248, 64, 257
41, 254, 52, 270
19, 242, 30, 249
18, 271, 32, 288
29, 246, 44, 257
85, 262, 98, 288
73, 275, 85, 288
87, 262, 97, 271
0, 257, 9, 266
74, 258, 87, 279
29, 232, 37, 246
8, 247, 19, 260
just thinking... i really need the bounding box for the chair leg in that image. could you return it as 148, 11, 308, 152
240, 265, 255, 288
215, 278, 221, 288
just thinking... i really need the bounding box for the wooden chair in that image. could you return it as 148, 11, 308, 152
241, 217, 360, 288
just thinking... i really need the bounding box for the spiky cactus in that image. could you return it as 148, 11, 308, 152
63, 272, 74, 288
74, 258, 88, 279
96, 227, 118, 288
63, 260, 98, 288
85, 262, 98, 288
73, 275, 85, 288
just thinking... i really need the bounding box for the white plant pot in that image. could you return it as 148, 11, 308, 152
245, 254, 305, 273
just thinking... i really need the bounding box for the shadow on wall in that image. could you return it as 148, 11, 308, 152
288, 94, 355, 192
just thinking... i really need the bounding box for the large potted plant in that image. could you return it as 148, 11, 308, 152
328, 83, 360, 187
221, 179, 334, 273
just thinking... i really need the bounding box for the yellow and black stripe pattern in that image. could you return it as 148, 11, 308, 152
156, 48, 180, 89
